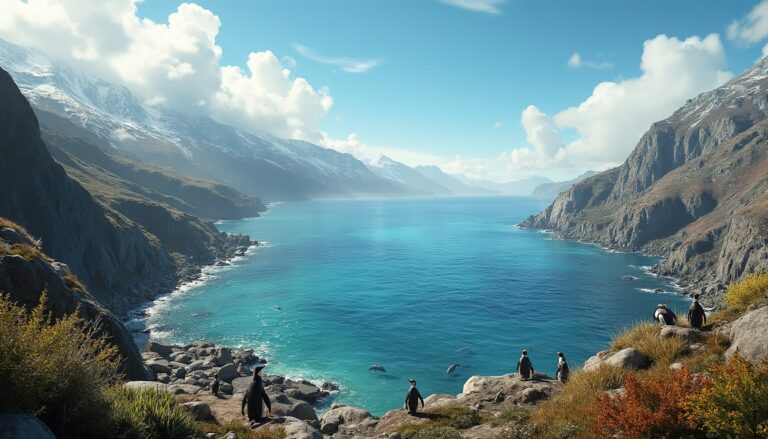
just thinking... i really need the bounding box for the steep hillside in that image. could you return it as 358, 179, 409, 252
38, 109, 265, 220
0, 38, 417, 202
0, 219, 150, 380
522, 57, 768, 305
0, 67, 250, 315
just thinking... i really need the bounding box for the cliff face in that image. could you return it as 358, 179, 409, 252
0, 221, 150, 380
0, 67, 252, 315
0, 67, 178, 314
522, 58, 768, 306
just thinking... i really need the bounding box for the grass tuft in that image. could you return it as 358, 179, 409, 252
610, 323, 687, 367
64, 273, 86, 292
724, 272, 768, 310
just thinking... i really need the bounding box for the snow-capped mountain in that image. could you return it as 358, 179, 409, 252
366, 155, 452, 195
0, 38, 427, 202
414, 166, 498, 196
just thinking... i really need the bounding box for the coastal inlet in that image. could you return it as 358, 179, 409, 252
141, 196, 688, 415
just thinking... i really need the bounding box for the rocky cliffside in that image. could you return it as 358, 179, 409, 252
0, 220, 150, 380
522, 57, 768, 306
0, 67, 252, 315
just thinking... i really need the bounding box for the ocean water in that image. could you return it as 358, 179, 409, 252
144, 196, 688, 415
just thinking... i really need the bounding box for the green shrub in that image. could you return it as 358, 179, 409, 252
108, 386, 196, 439
196, 420, 286, 438
428, 404, 483, 429
685, 355, 768, 438
724, 272, 768, 310
401, 426, 462, 439
0, 293, 119, 437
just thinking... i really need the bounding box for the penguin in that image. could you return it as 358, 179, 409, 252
404, 379, 424, 415
687, 294, 707, 329
516, 349, 534, 380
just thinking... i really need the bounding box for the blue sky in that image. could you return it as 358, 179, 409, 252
131, 0, 764, 179
2, 1, 767, 180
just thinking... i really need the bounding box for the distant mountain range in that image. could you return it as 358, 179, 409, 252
530, 171, 598, 199
523, 54, 768, 306
0, 37, 595, 204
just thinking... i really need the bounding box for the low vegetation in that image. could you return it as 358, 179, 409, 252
196, 421, 286, 439
2, 243, 46, 260
0, 217, 35, 242
0, 293, 206, 438
686, 356, 768, 438
724, 272, 768, 310
109, 386, 196, 439
611, 322, 688, 367
397, 404, 488, 437
63, 272, 86, 292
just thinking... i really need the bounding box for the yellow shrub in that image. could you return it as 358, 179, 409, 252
0, 293, 119, 437
685, 355, 768, 438
724, 272, 768, 310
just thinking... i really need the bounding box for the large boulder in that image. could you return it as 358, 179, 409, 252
146, 359, 171, 375
217, 363, 238, 382
168, 384, 202, 395
181, 401, 212, 421
146, 341, 176, 357
585, 348, 650, 371
725, 306, 768, 363
282, 416, 323, 439
269, 394, 318, 421
659, 326, 700, 342
214, 347, 233, 366
0, 414, 56, 439
459, 373, 561, 409
320, 405, 376, 435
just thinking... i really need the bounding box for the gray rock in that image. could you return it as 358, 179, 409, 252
320, 405, 374, 435
168, 384, 202, 395
232, 376, 252, 394
222, 432, 236, 439
217, 363, 238, 382
659, 326, 700, 342
156, 373, 171, 383
586, 348, 650, 371
726, 306, 768, 363
146, 341, 176, 357
270, 394, 318, 421
669, 362, 684, 370
192, 370, 208, 380
236, 363, 251, 377
205, 434, 216, 439
141, 351, 162, 361
282, 416, 323, 439
173, 353, 192, 364
173, 368, 187, 379
0, 413, 56, 439
214, 347, 233, 366
146, 359, 171, 375
181, 401, 212, 421
220, 382, 234, 394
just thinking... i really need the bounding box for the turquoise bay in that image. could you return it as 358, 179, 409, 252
145, 196, 688, 415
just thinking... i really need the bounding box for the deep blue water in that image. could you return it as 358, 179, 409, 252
144, 196, 688, 415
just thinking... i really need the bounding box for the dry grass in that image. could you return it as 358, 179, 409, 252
3, 243, 45, 261
0, 217, 35, 243
396, 404, 491, 435
610, 323, 687, 367
196, 420, 286, 439
531, 365, 625, 439
64, 273, 86, 293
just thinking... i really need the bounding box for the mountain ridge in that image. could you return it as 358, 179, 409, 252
522, 56, 768, 306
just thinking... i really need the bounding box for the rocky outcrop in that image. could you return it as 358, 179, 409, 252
0, 414, 56, 439
522, 58, 768, 306
0, 222, 151, 380
724, 306, 768, 364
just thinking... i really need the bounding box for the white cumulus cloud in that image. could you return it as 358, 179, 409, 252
728, 0, 768, 44
445, 34, 732, 180
567, 52, 614, 69
0, 0, 334, 141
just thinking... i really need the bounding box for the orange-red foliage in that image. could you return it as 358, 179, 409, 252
592, 369, 704, 439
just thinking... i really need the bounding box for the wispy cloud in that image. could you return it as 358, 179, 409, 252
567, 52, 614, 70
293, 43, 381, 73
438, 0, 506, 14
